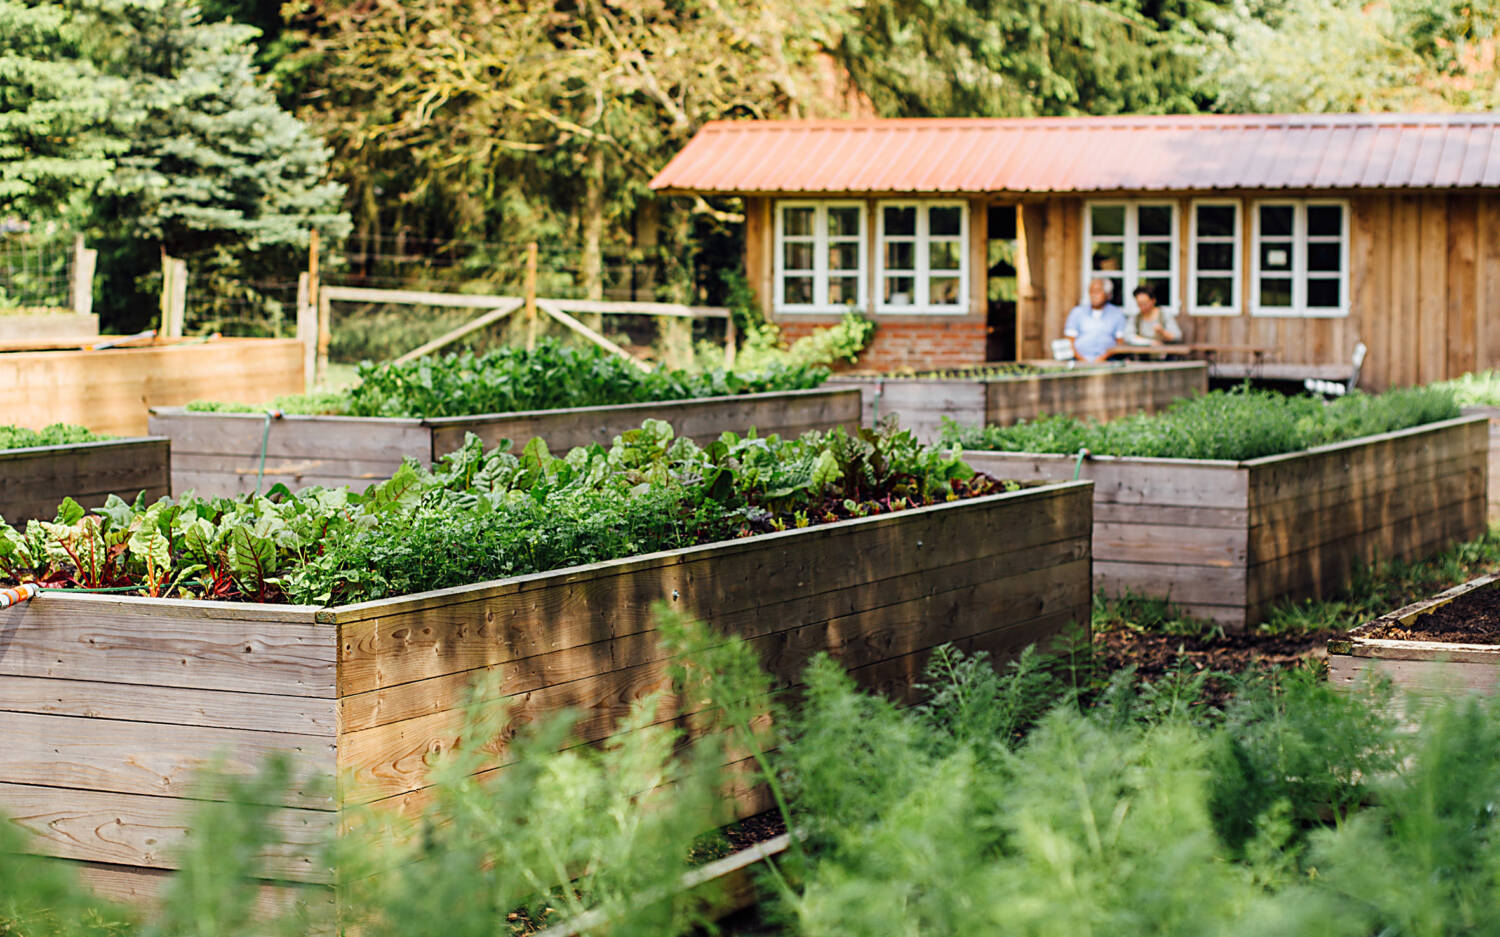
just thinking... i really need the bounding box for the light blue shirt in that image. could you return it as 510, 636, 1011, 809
1064, 302, 1127, 360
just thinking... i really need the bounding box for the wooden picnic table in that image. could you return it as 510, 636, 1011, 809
1103, 343, 1272, 361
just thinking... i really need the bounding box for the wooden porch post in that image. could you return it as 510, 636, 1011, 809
1015, 203, 1047, 360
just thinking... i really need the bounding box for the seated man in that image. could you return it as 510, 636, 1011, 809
1064, 277, 1127, 362
1123, 284, 1182, 346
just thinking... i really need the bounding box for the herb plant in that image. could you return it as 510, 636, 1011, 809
943, 384, 1460, 460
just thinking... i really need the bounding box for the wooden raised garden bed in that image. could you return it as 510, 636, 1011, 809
150, 387, 862, 496
0, 339, 303, 437
1460, 405, 1500, 522
826, 361, 1206, 443
0, 479, 1091, 904
964, 415, 1488, 630
0, 438, 171, 523
1329, 573, 1500, 698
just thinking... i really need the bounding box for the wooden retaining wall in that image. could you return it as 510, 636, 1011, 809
1460, 406, 1500, 523
0, 481, 1092, 905
965, 416, 1487, 630
0, 339, 303, 437
1328, 573, 1500, 698
150, 387, 862, 496
827, 362, 1206, 443
0, 438, 171, 523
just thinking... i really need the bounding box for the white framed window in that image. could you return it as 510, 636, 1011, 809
774, 200, 866, 313
875, 201, 968, 314
1189, 200, 1241, 316
1250, 200, 1350, 317
1083, 201, 1178, 313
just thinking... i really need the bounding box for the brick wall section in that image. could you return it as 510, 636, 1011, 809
779, 318, 988, 371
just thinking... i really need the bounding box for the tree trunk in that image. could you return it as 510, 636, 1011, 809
580, 148, 605, 303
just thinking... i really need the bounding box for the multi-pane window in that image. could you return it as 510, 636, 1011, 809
1084, 202, 1176, 311
1189, 201, 1241, 315
1251, 201, 1348, 316
876, 201, 967, 313
774, 201, 866, 312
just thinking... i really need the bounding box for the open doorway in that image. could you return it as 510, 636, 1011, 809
986, 203, 1018, 361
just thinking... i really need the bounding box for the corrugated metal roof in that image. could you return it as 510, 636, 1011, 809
649, 114, 1500, 194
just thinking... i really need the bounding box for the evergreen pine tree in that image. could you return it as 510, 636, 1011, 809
0, 0, 122, 217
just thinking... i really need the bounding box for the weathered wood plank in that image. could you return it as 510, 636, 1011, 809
0, 710, 335, 807
0, 438, 171, 522
0, 594, 332, 696
0, 339, 302, 437
70, 860, 333, 917
0, 674, 336, 736
0, 782, 334, 881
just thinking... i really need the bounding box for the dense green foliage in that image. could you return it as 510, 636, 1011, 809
0, 423, 104, 450
0, 0, 121, 216
1435, 370, 1500, 407
187, 339, 832, 418
12, 609, 1500, 937
943, 385, 1460, 460
0, 421, 999, 605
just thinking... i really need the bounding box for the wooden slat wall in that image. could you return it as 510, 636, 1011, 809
1036, 192, 1500, 390
1461, 405, 1500, 522
0, 438, 170, 522
1244, 416, 1489, 622
0, 595, 335, 883
150, 410, 429, 497
428, 387, 862, 458
826, 362, 1206, 442
154, 390, 861, 497
0, 339, 303, 436
324, 484, 1093, 813
964, 417, 1486, 630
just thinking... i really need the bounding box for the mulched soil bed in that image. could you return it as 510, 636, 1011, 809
1097, 627, 1341, 707
1365, 584, 1500, 643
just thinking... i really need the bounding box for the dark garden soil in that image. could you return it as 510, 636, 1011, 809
1365, 585, 1500, 643
1097, 627, 1340, 706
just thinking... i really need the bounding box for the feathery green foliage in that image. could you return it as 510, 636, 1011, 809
943, 385, 1460, 460
1435, 370, 1500, 407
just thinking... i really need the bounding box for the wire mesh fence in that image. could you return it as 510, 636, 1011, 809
0, 227, 77, 312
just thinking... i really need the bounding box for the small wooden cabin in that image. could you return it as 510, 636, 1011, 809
650, 114, 1500, 388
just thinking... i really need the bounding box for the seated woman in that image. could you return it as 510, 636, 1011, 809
1123, 284, 1182, 346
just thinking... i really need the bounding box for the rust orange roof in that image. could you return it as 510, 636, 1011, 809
649, 114, 1500, 194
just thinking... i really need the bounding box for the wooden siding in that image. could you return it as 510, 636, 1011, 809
0, 483, 1091, 903
0, 438, 170, 522
0, 339, 303, 436
151, 388, 861, 497
1035, 192, 1500, 390
963, 416, 1487, 629
1328, 573, 1500, 698
826, 362, 1205, 442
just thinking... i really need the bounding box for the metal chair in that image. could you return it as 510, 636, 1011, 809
1050, 338, 1076, 363
1304, 342, 1367, 397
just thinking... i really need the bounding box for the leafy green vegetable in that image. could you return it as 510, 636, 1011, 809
0, 423, 107, 450
0, 421, 1008, 606
943, 385, 1461, 460
186, 339, 830, 418
1434, 370, 1500, 408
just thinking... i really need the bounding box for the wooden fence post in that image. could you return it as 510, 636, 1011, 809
311, 229, 329, 383
70, 235, 97, 317
296, 272, 316, 391
159, 250, 187, 338
524, 242, 539, 351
